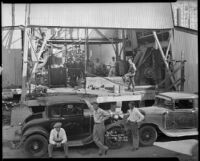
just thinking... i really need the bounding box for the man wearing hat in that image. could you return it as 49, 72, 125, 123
48, 122, 68, 158
85, 100, 112, 156
124, 101, 144, 151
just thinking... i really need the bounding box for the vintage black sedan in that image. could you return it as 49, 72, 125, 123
17, 95, 95, 157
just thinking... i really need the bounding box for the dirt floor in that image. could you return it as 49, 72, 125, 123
2, 135, 198, 160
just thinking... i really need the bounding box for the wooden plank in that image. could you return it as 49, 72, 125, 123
153, 31, 177, 90
95, 29, 116, 53
166, 78, 181, 91
120, 29, 125, 59
21, 28, 29, 102
97, 94, 142, 103
27, 32, 38, 62
138, 31, 168, 40
115, 43, 119, 59
180, 52, 185, 91
30, 30, 51, 75
2, 30, 11, 42
165, 30, 172, 59
158, 63, 183, 87
21, 4, 30, 102
85, 28, 88, 91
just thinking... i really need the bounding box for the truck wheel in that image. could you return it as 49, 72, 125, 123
105, 126, 123, 149
24, 134, 48, 157
139, 125, 157, 146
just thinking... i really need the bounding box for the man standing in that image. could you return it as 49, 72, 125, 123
124, 102, 144, 151
85, 100, 112, 156
67, 57, 77, 87
94, 58, 103, 76
108, 57, 116, 77
48, 122, 68, 158
123, 58, 137, 91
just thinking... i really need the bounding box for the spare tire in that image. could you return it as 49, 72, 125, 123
105, 126, 124, 149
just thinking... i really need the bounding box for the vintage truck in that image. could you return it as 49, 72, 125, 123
15, 92, 198, 157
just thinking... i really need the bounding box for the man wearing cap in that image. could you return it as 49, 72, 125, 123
85, 100, 112, 156
124, 101, 144, 151
48, 122, 68, 158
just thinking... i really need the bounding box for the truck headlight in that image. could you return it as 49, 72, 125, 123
163, 111, 169, 115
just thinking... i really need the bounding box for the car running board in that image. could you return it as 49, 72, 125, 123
162, 128, 198, 137
68, 140, 84, 147
68, 135, 93, 147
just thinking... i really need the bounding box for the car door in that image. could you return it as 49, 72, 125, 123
61, 103, 85, 140
193, 98, 198, 128
171, 99, 196, 129
157, 98, 174, 130
82, 103, 93, 135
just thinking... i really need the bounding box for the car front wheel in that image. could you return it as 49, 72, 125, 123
105, 126, 124, 149
23, 134, 48, 157
139, 125, 157, 146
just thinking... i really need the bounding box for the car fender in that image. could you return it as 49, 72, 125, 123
82, 135, 94, 145
105, 120, 125, 131
138, 122, 163, 135
22, 126, 49, 141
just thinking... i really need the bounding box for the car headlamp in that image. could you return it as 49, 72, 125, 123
114, 114, 119, 120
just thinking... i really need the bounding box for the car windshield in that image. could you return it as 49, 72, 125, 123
155, 98, 173, 110
174, 99, 194, 109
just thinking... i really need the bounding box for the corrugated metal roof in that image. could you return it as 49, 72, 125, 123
28, 3, 173, 29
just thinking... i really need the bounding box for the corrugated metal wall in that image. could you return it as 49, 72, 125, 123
2, 29, 23, 88
2, 3, 173, 29
171, 27, 198, 93
2, 4, 26, 26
